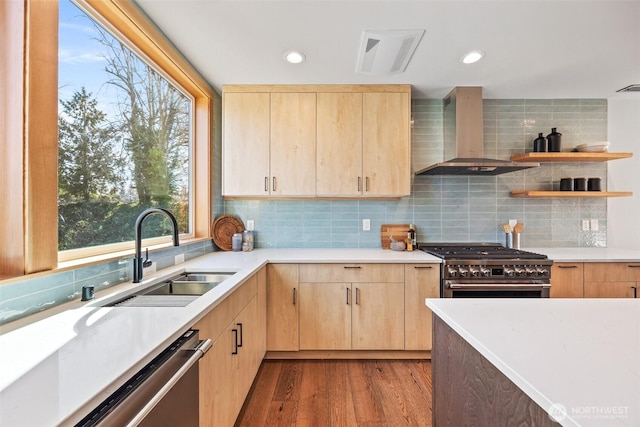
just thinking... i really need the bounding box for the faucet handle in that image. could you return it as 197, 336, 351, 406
142, 248, 153, 268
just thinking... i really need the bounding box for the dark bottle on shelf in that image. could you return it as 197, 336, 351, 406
547, 127, 562, 152
533, 133, 547, 152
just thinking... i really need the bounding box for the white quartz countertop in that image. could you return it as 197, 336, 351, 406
526, 247, 640, 262
0, 248, 437, 426
426, 298, 640, 427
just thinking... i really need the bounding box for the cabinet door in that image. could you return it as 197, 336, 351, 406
352, 282, 404, 350
199, 324, 237, 427
266, 264, 299, 351
584, 281, 637, 298
316, 92, 363, 196
223, 92, 270, 196
362, 92, 410, 196
584, 262, 640, 282
551, 263, 584, 298
299, 282, 351, 350
404, 264, 440, 350
234, 296, 261, 416
270, 93, 317, 196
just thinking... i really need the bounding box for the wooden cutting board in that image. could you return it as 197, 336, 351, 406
380, 224, 411, 249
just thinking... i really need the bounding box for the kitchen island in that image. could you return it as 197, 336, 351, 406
427, 298, 640, 427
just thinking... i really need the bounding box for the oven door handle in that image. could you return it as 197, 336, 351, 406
447, 282, 550, 290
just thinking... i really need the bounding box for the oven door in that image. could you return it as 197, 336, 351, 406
443, 280, 550, 298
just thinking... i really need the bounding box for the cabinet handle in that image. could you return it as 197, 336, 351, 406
355, 287, 360, 305
272, 176, 277, 192
264, 177, 269, 192
293, 287, 297, 305
232, 328, 238, 355
343, 266, 362, 269
357, 177, 362, 192
365, 176, 370, 192
414, 265, 433, 269
632, 286, 638, 299
558, 265, 578, 269
236, 322, 243, 347
346, 287, 351, 305
628, 265, 640, 268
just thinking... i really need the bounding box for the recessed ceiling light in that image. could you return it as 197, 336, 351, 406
283, 50, 306, 64
462, 51, 484, 64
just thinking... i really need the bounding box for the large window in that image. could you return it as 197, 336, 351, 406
0, 0, 212, 277
58, 0, 191, 253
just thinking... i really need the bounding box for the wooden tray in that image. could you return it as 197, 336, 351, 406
211, 215, 245, 251
380, 224, 411, 249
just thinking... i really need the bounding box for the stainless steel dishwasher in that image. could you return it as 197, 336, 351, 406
75, 329, 211, 427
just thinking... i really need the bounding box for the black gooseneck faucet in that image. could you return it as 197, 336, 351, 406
133, 208, 180, 283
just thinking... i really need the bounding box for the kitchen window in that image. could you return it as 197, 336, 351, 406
0, 0, 213, 277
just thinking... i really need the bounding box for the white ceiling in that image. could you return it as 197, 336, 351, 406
134, 0, 640, 99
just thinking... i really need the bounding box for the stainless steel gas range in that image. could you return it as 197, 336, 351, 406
418, 243, 553, 298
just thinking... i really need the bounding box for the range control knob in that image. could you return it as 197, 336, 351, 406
515, 267, 526, 277
525, 267, 537, 277
504, 267, 515, 277
470, 267, 480, 277
536, 267, 548, 277
480, 267, 491, 277
458, 267, 469, 278
447, 267, 458, 278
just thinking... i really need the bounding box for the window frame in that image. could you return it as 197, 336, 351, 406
0, 0, 213, 277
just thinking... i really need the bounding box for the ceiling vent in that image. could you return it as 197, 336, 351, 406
356, 29, 424, 75
617, 84, 640, 93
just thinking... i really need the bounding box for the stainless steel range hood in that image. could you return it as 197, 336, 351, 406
415, 87, 539, 176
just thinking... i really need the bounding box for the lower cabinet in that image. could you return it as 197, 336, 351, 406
550, 263, 584, 298
266, 264, 299, 351
404, 264, 440, 350
195, 270, 266, 427
584, 262, 640, 298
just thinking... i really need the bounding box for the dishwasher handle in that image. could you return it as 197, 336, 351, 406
125, 338, 212, 427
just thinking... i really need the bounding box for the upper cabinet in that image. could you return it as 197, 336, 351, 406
222, 85, 412, 199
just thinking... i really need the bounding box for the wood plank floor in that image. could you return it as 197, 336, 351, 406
235, 360, 433, 426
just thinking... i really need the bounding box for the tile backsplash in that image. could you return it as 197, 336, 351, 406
224, 98, 608, 249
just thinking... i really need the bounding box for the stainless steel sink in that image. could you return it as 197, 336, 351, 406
106, 271, 236, 307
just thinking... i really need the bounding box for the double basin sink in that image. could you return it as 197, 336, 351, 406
108, 272, 236, 307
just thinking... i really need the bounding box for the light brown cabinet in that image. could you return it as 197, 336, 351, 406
222, 92, 270, 197
194, 272, 265, 427
550, 263, 584, 298
266, 264, 299, 351
316, 91, 411, 197
584, 262, 640, 298
404, 264, 440, 350
222, 91, 316, 196
298, 264, 405, 350
223, 85, 411, 199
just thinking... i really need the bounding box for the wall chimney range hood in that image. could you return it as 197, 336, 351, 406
415, 87, 539, 176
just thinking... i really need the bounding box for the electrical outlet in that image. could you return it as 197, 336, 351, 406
363, 219, 371, 231
509, 219, 517, 229
247, 220, 255, 231
582, 219, 590, 231
175, 253, 185, 265
590, 219, 599, 231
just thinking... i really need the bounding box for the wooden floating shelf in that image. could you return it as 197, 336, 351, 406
511, 190, 633, 198
511, 152, 633, 162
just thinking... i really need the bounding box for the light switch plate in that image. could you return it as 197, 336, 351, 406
363, 219, 371, 231
590, 219, 599, 231
247, 220, 255, 231
582, 219, 590, 231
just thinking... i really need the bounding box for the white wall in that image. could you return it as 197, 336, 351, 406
607, 96, 640, 249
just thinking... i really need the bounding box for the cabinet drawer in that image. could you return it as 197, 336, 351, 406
584, 262, 640, 282
299, 263, 404, 283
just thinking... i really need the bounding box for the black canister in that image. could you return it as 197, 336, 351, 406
588, 177, 602, 191
574, 177, 587, 191
560, 177, 573, 191
547, 127, 562, 152
533, 133, 547, 152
